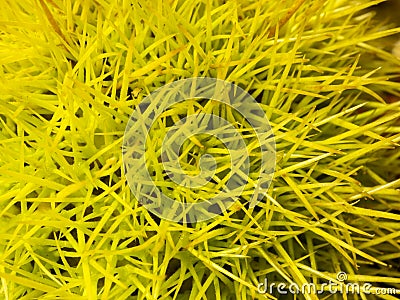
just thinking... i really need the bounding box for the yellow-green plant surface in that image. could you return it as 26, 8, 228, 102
1, 0, 400, 299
